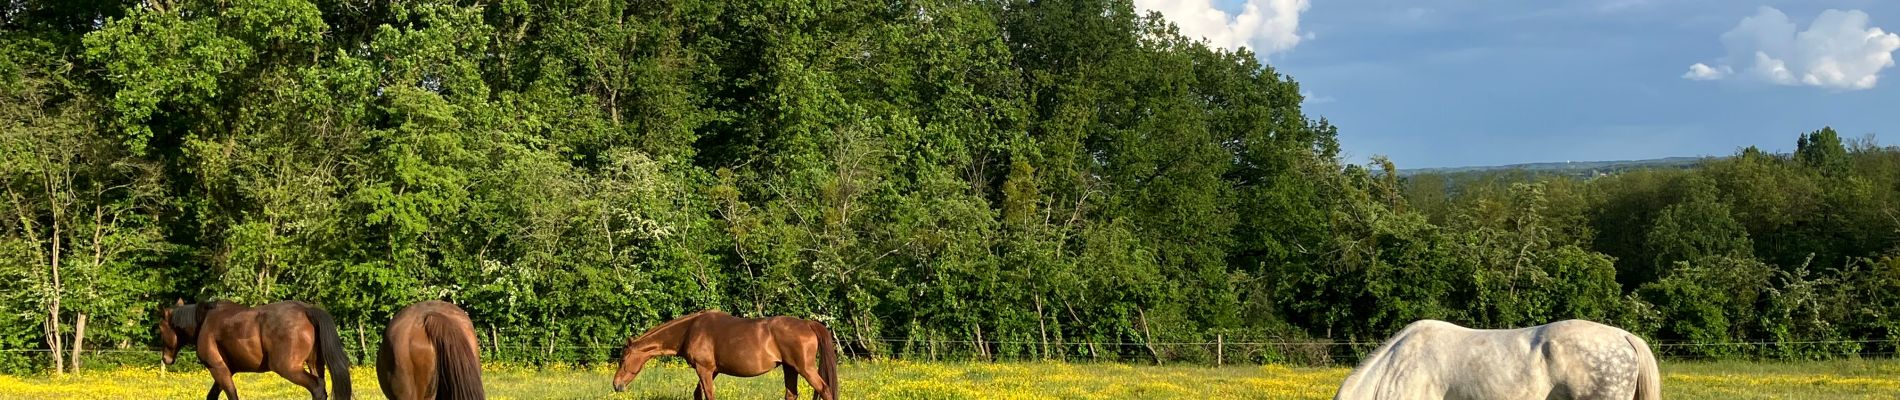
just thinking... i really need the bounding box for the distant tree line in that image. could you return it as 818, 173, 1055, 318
1401, 128, 1900, 360
2, 0, 1895, 372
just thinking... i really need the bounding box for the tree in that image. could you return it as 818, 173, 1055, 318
1, 43, 165, 373
1797, 127, 1849, 176
1643, 177, 1752, 279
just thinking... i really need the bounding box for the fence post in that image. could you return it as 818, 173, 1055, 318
1216, 333, 1223, 367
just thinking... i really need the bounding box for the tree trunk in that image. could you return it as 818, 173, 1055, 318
854, 318, 877, 360
973, 324, 990, 362
44, 312, 63, 374
1034, 296, 1050, 360
69, 313, 86, 372
1136, 308, 1160, 365
47, 212, 65, 374
357, 321, 370, 365
1063, 300, 1098, 361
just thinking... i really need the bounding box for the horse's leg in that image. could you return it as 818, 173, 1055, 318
271, 357, 328, 400
785, 349, 827, 400
308, 357, 325, 397
205, 363, 241, 400
695, 368, 718, 400
782, 365, 800, 400
794, 364, 829, 400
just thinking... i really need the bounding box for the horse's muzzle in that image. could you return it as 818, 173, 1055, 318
612, 383, 626, 393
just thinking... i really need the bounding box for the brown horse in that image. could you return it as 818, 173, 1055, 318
612, 311, 839, 400
159, 299, 353, 400
377, 300, 486, 400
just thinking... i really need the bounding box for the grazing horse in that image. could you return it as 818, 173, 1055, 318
159, 299, 353, 400
1335, 319, 1660, 400
378, 300, 486, 400
611, 310, 839, 400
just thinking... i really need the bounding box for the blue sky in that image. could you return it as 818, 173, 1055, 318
1137, 1, 1900, 168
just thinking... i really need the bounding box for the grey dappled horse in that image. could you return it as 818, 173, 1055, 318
1335, 319, 1661, 400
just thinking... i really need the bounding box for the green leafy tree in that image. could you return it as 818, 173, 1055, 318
0, 46, 166, 372
1643, 177, 1752, 278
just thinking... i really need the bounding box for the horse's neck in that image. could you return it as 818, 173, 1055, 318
633, 316, 701, 355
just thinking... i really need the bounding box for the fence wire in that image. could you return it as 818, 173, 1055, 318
5, 337, 1894, 367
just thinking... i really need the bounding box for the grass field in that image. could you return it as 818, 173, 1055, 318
2, 359, 1897, 399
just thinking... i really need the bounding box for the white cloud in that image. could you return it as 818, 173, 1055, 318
1133, 0, 1311, 56
1682, 63, 1729, 80
1684, 6, 1900, 90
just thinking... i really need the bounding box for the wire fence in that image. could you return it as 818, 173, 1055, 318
8, 337, 1893, 370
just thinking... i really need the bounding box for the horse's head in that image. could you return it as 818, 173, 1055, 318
157, 299, 198, 365
612, 336, 656, 392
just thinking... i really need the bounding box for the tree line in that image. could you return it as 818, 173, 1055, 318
2, 0, 1896, 372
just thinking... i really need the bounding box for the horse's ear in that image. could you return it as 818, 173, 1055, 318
175, 298, 185, 306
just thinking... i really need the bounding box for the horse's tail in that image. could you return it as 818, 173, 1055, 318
815, 321, 840, 400
426, 313, 486, 400
304, 306, 354, 399
1625, 333, 1661, 400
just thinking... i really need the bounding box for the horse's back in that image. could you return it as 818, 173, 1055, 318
199, 301, 323, 372
399, 300, 470, 318
762, 316, 818, 335
254, 301, 319, 328
1337, 319, 1646, 400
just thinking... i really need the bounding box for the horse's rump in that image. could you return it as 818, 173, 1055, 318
380, 300, 484, 400
423, 305, 485, 400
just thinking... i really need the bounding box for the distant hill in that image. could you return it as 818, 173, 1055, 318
1397, 156, 1710, 178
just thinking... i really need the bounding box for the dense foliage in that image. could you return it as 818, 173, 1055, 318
2, 0, 1895, 372
1404, 129, 1900, 360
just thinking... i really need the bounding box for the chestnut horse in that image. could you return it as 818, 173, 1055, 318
159, 299, 353, 400
377, 300, 486, 400
612, 311, 839, 400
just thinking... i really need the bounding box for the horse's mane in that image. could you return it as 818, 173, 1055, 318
169, 302, 211, 337
630, 310, 722, 345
